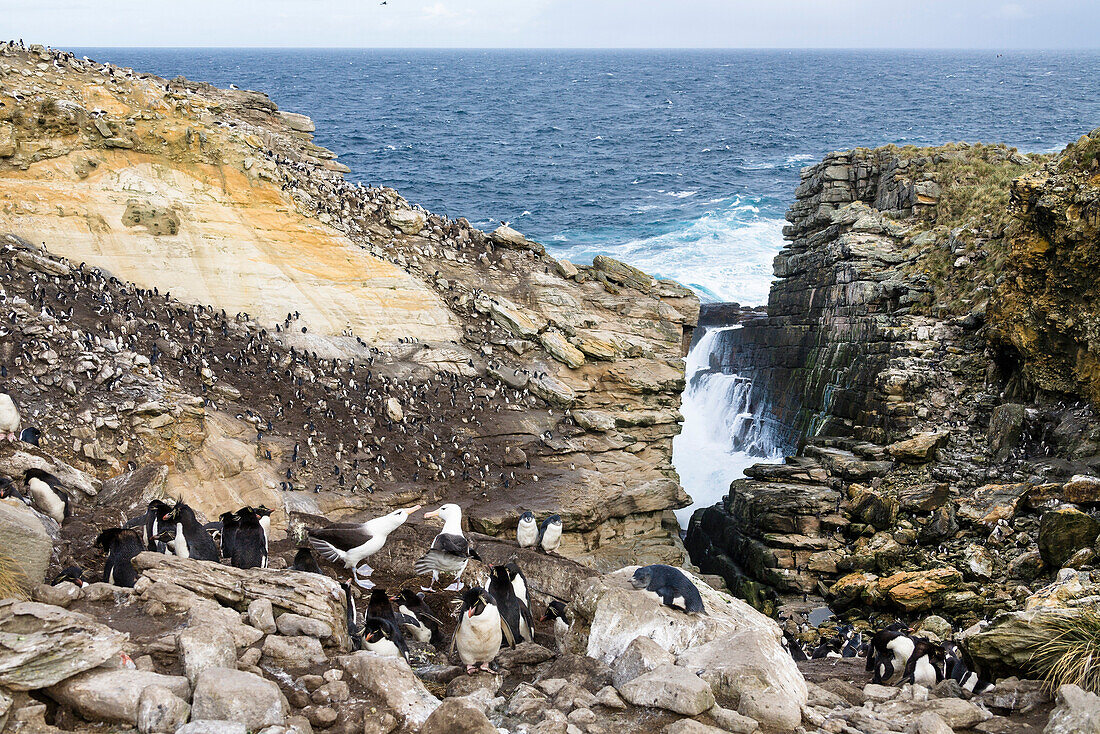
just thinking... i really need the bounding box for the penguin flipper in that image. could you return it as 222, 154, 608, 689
500, 615, 516, 648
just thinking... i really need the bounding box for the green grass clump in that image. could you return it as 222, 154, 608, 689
1028, 611, 1100, 694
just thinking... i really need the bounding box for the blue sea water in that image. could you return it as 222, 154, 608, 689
76, 48, 1100, 304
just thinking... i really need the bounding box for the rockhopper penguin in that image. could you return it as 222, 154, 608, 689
629, 564, 706, 614
452, 586, 512, 675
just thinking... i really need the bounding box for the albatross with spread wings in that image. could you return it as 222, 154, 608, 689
309, 505, 420, 587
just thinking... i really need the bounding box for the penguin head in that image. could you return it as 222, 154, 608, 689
363, 617, 396, 645
518, 511, 535, 525
461, 587, 492, 618
629, 566, 653, 590
490, 564, 511, 585
220, 510, 240, 524
541, 600, 568, 623
52, 566, 87, 587
252, 505, 274, 517
545, 514, 562, 527
423, 503, 460, 524
18, 427, 40, 446
503, 562, 523, 580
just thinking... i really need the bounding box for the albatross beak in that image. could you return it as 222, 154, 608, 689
423, 509, 439, 519
405, 504, 422, 515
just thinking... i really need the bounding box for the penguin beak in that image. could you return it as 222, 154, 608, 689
466, 608, 474, 618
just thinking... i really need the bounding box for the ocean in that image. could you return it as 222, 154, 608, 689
75, 48, 1100, 305
75, 48, 1100, 520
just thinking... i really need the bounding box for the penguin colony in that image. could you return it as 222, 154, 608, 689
780, 618, 995, 693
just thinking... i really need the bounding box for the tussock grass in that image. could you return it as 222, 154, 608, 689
0, 553, 29, 600
1028, 611, 1100, 694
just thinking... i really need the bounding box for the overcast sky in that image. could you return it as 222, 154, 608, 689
2, 0, 1097, 49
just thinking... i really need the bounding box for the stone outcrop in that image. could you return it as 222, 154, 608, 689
0, 43, 698, 567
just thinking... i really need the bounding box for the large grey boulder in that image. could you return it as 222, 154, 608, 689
575, 567, 781, 664
178, 624, 237, 684
275, 612, 332, 639
1045, 684, 1100, 734
612, 635, 675, 687
262, 635, 327, 668
617, 664, 715, 716
191, 667, 286, 730
421, 698, 496, 734
676, 629, 807, 731
132, 553, 348, 649
0, 500, 52, 587
136, 684, 191, 734
0, 600, 126, 690
338, 651, 440, 728
875, 697, 993, 730
47, 668, 191, 725
177, 722, 248, 734
963, 609, 1077, 675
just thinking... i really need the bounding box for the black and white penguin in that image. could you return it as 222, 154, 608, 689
537, 514, 562, 554
901, 638, 947, 687
0, 392, 20, 441
292, 547, 323, 575
123, 499, 173, 553
415, 503, 480, 592
164, 503, 220, 561
782, 629, 809, 661
310, 504, 420, 588
22, 468, 70, 523
253, 505, 273, 555
52, 566, 89, 587
503, 561, 530, 609
393, 589, 444, 647
943, 641, 996, 693
516, 511, 538, 548
231, 506, 268, 569
343, 580, 365, 649
629, 564, 706, 614
867, 628, 916, 685
452, 586, 511, 675
488, 564, 534, 645
810, 636, 842, 659
18, 427, 40, 446
362, 616, 409, 659
540, 600, 570, 651
95, 527, 144, 587
219, 510, 240, 559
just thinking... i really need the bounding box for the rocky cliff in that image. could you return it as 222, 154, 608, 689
687, 132, 1100, 630
0, 43, 698, 568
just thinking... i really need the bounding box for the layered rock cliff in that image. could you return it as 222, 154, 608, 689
687, 132, 1100, 627
0, 43, 698, 568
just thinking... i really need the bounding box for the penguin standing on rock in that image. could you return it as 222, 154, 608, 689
96, 528, 144, 587
22, 469, 70, 523
541, 600, 570, 651
0, 476, 31, 506
292, 547, 323, 575
0, 392, 20, 441
867, 627, 915, 684
231, 506, 268, 569
219, 510, 240, 559
537, 514, 562, 554
488, 564, 534, 645
452, 586, 511, 675
516, 511, 538, 548
164, 503, 220, 561
629, 564, 706, 614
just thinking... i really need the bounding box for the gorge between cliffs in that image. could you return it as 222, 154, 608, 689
2, 41, 1100, 734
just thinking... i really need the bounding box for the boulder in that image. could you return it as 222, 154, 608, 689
663, 721, 728, 734
31, 581, 81, 607
617, 664, 715, 716
849, 487, 898, 529
873, 568, 964, 612
0, 600, 126, 690
1045, 684, 1100, 734
875, 697, 992, 729
338, 651, 440, 728
612, 636, 675, 687
388, 209, 426, 235
262, 635, 327, 668
0, 500, 52, 588
191, 667, 286, 730
983, 677, 1050, 713
47, 668, 190, 725
675, 629, 806, 731
421, 698, 496, 734
539, 331, 586, 369
913, 711, 954, 734
177, 722, 248, 734
708, 705, 760, 733
593, 255, 654, 292
178, 624, 237, 684
445, 672, 501, 698
278, 111, 316, 133
1038, 508, 1100, 568
275, 612, 332, 639
1064, 475, 1100, 505
963, 609, 1075, 674
886, 431, 948, 463
247, 598, 277, 634
132, 554, 348, 649
136, 684, 191, 734
575, 567, 779, 664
